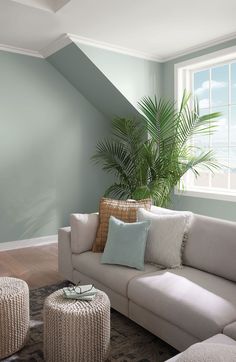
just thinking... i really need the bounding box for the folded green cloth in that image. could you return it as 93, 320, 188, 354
63, 285, 97, 301
64, 293, 97, 301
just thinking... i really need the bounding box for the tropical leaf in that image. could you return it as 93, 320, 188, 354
92, 92, 221, 206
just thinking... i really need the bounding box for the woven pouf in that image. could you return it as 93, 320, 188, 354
43, 289, 110, 362
0, 277, 29, 359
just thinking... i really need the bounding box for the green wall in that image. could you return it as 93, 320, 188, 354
78, 43, 162, 108
47, 44, 140, 119
0, 51, 112, 243
163, 38, 236, 221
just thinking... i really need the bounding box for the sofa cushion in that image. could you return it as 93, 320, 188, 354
184, 214, 236, 282
128, 266, 236, 340
224, 321, 236, 341
101, 216, 150, 270
166, 334, 236, 362
72, 251, 158, 297
70, 213, 99, 254
137, 208, 189, 268
176, 342, 236, 362
93, 198, 152, 252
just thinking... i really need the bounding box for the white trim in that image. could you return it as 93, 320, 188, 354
1, 31, 236, 62
67, 33, 162, 62
162, 31, 236, 62
174, 45, 236, 71
40, 34, 72, 58
175, 46, 236, 203
0, 234, 57, 252
0, 43, 43, 58
175, 188, 236, 202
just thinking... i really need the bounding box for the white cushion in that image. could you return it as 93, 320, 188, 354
72, 251, 158, 296
177, 342, 236, 362
138, 208, 189, 268
150, 205, 189, 216
70, 213, 99, 254
224, 321, 236, 341
166, 334, 236, 362
184, 214, 236, 283
128, 266, 236, 340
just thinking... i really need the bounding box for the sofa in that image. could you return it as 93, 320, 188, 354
58, 206, 236, 354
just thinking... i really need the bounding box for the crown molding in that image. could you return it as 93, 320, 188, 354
161, 31, 236, 62
67, 33, 162, 62
40, 34, 72, 58
1, 31, 236, 63
0, 43, 43, 58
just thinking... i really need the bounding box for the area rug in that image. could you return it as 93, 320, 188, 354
3, 281, 177, 362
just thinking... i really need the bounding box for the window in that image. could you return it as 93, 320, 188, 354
175, 46, 236, 201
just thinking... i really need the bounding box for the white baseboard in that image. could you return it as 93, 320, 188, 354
0, 234, 57, 252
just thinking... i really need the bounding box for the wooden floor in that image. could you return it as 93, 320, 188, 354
0, 243, 64, 289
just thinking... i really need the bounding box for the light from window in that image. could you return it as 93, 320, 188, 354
181, 60, 236, 197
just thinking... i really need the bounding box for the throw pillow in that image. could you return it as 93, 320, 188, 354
137, 208, 190, 268
150, 205, 193, 248
92, 197, 152, 252
101, 216, 150, 270
70, 213, 99, 254
177, 342, 236, 362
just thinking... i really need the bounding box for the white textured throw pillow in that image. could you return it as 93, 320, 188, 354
70, 213, 99, 254
137, 208, 189, 268
177, 342, 236, 362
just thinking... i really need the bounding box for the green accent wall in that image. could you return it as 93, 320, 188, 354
0, 50, 112, 243
47, 43, 140, 119
163, 38, 236, 221
77, 43, 162, 108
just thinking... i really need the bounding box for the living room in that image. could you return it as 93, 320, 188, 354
1, 0, 236, 361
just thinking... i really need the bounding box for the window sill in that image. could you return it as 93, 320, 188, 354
174, 187, 236, 202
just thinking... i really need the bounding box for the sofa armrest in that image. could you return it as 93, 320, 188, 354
58, 227, 73, 282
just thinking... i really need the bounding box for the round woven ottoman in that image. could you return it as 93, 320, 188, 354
43, 289, 110, 362
0, 277, 29, 359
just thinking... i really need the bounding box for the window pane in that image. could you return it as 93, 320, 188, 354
211, 65, 228, 107
231, 63, 236, 105
229, 147, 236, 169
193, 108, 210, 149
211, 107, 228, 150
230, 105, 236, 147
193, 172, 210, 187
230, 148, 236, 189
194, 70, 210, 108
211, 164, 228, 189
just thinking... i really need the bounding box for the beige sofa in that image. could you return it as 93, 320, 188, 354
58, 206, 236, 353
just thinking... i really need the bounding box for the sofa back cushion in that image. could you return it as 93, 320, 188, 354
184, 214, 236, 282
92, 198, 152, 252
70, 213, 99, 254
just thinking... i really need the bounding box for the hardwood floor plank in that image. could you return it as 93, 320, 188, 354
0, 243, 63, 288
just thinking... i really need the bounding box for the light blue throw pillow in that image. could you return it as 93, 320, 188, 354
101, 216, 150, 270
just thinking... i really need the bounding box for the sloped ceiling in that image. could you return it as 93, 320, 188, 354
47, 43, 140, 119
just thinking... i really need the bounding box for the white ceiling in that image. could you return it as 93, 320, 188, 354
1, 0, 236, 61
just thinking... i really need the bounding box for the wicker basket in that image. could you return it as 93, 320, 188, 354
0, 277, 29, 359
44, 289, 110, 362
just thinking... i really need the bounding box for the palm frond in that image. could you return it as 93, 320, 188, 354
92, 93, 222, 205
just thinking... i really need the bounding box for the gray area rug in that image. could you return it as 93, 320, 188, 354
3, 282, 177, 362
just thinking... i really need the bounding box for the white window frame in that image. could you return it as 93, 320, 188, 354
174, 45, 236, 202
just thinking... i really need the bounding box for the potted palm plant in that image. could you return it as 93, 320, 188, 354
92, 91, 220, 206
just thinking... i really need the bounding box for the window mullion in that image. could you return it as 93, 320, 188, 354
209, 68, 212, 189
228, 64, 231, 190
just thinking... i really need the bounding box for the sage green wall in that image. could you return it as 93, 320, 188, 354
0, 50, 111, 243
163, 39, 236, 221
77, 43, 163, 108
47, 43, 140, 119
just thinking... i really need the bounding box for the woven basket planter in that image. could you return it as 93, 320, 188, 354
44, 289, 110, 362
0, 277, 29, 359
